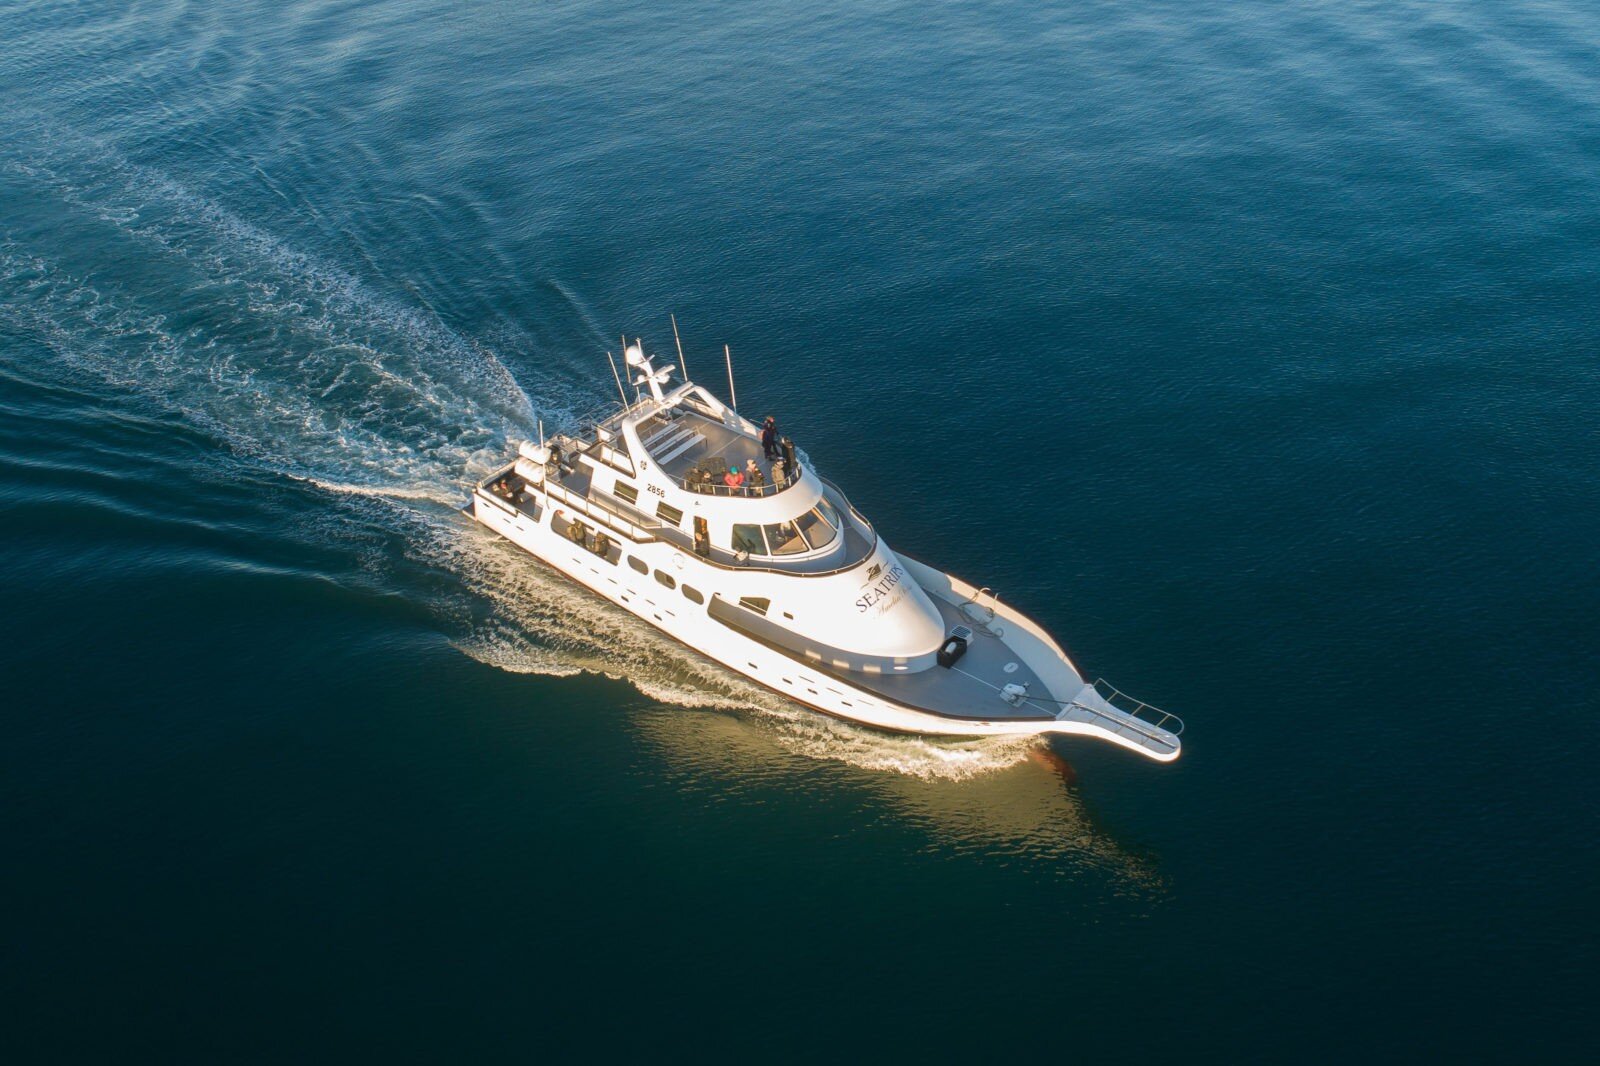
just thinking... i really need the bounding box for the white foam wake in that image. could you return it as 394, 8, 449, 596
0, 125, 1041, 780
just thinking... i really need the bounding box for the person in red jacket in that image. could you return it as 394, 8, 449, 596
723, 465, 745, 493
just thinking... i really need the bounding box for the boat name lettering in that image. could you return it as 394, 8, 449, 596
855, 565, 906, 613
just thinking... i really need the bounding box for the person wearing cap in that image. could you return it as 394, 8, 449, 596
723, 465, 744, 493
761, 415, 779, 461
745, 458, 765, 491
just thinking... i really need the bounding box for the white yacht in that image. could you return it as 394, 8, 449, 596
470, 338, 1182, 762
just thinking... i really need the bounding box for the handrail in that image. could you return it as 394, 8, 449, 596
682, 463, 804, 498
590, 480, 877, 579
816, 476, 874, 537
515, 458, 877, 578
543, 479, 656, 542
1079, 680, 1184, 737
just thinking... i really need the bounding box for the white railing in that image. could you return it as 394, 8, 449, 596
542, 479, 657, 542
681, 463, 803, 497
1080, 680, 1184, 737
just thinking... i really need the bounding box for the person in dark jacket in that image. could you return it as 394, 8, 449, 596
761, 415, 779, 461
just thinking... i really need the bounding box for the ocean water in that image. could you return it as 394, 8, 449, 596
2, 0, 1595, 1058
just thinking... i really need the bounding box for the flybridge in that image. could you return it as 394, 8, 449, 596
469, 322, 1183, 763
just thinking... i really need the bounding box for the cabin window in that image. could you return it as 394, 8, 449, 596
656, 502, 683, 527
613, 481, 639, 505
681, 585, 704, 605
738, 596, 771, 616
762, 522, 808, 556
731, 524, 766, 555
627, 556, 648, 574
654, 570, 676, 589
796, 504, 838, 550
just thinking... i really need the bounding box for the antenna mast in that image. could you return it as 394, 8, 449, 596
671, 314, 690, 382
724, 344, 738, 412
606, 350, 629, 409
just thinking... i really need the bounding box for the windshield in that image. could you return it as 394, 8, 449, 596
763, 522, 808, 555
738, 499, 846, 558
795, 505, 837, 550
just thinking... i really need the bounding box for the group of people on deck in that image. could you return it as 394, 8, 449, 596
687, 415, 791, 496
723, 457, 767, 491
490, 473, 526, 503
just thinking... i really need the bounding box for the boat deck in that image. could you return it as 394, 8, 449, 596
545, 452, 875, 576
639, 408, 785, 487
840, 597, 1059, 721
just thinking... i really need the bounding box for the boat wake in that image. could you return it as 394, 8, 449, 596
0, 121, 1044, 780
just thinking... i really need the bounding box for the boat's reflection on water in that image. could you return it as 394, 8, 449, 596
627, 701, 1165, 893
438, 524, 1159, 891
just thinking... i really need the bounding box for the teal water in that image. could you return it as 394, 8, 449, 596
3, 0, 1595, 1059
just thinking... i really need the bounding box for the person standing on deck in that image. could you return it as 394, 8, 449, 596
761, 416, 779, 461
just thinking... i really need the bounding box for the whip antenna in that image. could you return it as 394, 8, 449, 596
671, 314, 690, 382
724, 344, 738, 411
606, 350, 629, 409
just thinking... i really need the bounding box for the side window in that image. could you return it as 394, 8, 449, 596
627, 556, 648, 574
738, 596, 771, 616
613, 481, 639, 505
656, 502, 683, 527
731, 524, 767, 555
681, 585, 704, 605
654, 570, 676, 589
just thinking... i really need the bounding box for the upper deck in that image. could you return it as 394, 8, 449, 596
634, 404, 801, 497
537, 445, 877, 577
506, 348, 877, 578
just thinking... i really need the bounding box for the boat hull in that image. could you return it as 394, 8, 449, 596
469, 484, 1180, 761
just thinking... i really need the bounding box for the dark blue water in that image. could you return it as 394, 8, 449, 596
4, 1, 1595, 1058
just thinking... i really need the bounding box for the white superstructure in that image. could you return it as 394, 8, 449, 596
470, 338, 1182, 762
